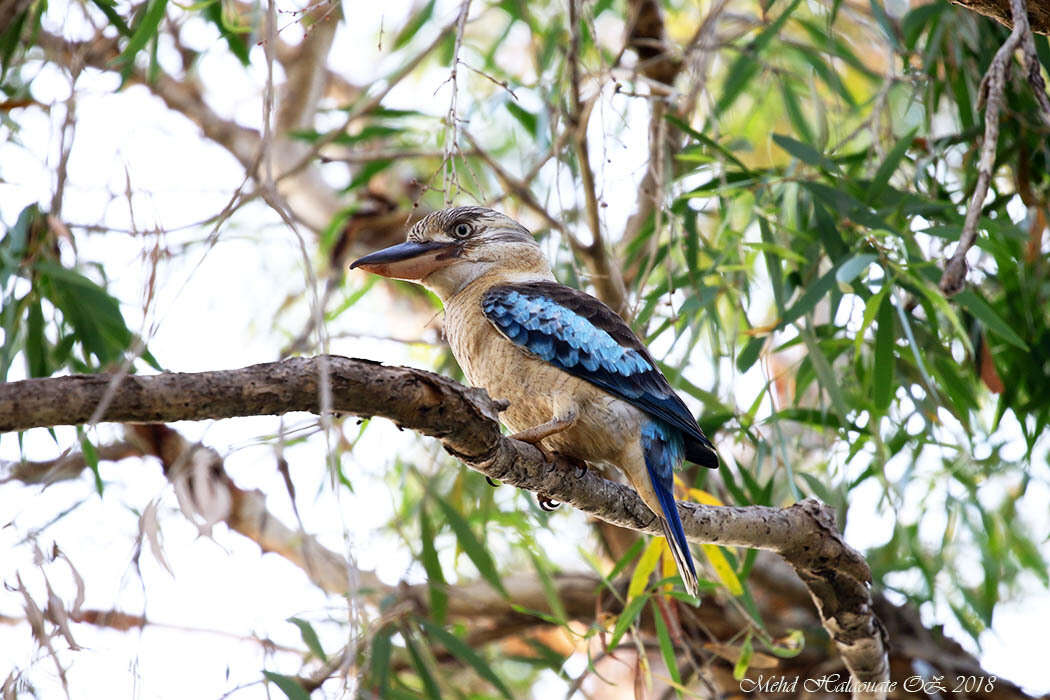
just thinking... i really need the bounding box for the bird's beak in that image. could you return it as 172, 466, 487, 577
349, 240, 458, 280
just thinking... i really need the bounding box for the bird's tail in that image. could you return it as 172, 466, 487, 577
654, 490, 700, 598
642, 421, 699, 598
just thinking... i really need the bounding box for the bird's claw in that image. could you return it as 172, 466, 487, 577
566, 456, 588, 478
485, 476, 500, 487
535, 443, 558, 465
538, 495, 561, 511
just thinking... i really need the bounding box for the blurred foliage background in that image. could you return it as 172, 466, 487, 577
1, 0, 1049, 696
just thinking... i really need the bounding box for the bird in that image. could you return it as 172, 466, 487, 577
349, 206, 718, 596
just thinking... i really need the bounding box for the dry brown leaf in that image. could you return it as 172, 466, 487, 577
139, 499, 174, 577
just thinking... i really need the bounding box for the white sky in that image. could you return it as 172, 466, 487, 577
1, 0, 1049, 697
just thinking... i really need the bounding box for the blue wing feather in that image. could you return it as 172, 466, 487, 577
482, 282, 718, 468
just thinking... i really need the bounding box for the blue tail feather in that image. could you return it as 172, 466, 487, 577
642, 421, 699, 597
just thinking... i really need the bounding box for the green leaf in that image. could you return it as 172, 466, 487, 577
115, 0, 168, 70
418, 619, 513, 700
779, 80, 815, 145
949, 601, 985, 642
868, 128, 916, 203
854, 284, 890, 356
868, 0, 899, 48
713, 0, 801, 116
288, 617, 327, 663
528, 549, 568, 624
36, 262, 135, 366
736, 335, 765, 373
505, 101, 538, 136
798, 472, 833, 503
789, 44, 857, 107
78, 428, 103, 495
403, 630, 443, 700
605, 537, 646, 584
764, 629, 805, 658
419, 504, 448, 624
770, 408, 867, 434
651, 599, 681, 687
433, 494, 506, 596
203, 1, 250, 66
2, 205, 37, 288
25, 298, 48, 378
835, 254, 878, 286
800, 325, 849, 425
90, 0, 132, 36
732, 633, 753, 681
369, 625, 394, 694
779, 265, 839, 328
759, 219, 786, 312
667, 115, 750, 172
608, 593, 649, 650
393, 0, 435, 50
262, 671, 310, 700
0, 7, 29, 77
713, 53, 760, 118
345, 159, 394, 192
955, 290, 1028, 350
900, 2, 943, 50
873, 294, 895, 411
772, 133, 838, 172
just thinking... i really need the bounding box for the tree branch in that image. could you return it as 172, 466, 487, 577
950, 0, 1050, 34
36, 30, 343, 233
940, 0, 1050, 295
1, 440, 141, 485
0, 356, 888, 689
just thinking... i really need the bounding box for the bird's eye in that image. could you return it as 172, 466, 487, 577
452, 223, 471, 239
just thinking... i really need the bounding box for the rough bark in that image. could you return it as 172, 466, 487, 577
0, 355, 889, 689
950, 0, 1050, 34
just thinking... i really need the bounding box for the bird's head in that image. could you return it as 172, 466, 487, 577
349, 206, 552, 299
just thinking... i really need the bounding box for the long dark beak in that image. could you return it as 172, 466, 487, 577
349, 240, 457, 280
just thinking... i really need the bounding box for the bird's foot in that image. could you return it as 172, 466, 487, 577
520, 440, 558, 467
537, 495, 561, 511
485, 476, 500, 487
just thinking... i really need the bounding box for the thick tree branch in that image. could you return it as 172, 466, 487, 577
951, 0, 1050, 34
0, 356, 888, 689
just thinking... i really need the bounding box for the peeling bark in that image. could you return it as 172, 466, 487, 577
0, 355, 889, 688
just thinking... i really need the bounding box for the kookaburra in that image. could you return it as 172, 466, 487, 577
350, 206, 718, 596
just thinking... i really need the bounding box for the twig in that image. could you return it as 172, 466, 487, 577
50, 77, 78, 219
940, 0, 1050, 295
318, 148, 477, 164
268, 10, 459, 194
566, 0, 629, 314
440, 0, 473, 205
1, 441, 141, 485
464, 131, 569, 234
458, 59, 517, 99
